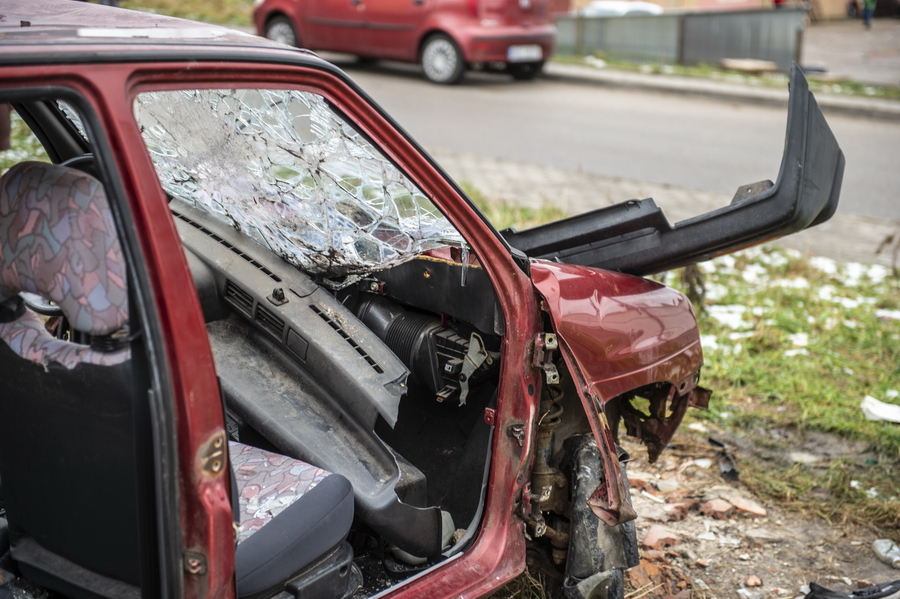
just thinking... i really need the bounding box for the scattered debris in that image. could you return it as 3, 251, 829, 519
700, 498, 735, 519
744, 527, 783, 544
803, 579, 900, 599
656, 477, 680, 493
722, 494, 767, 518
620, 428, 900, 599
719, 58, 778, 74
642, 525, 679, 550
709, 437, 740, 480
872, 539, 900, 568
861, 395, 900, 424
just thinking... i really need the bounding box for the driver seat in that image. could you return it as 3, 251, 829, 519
0, 161, 356, 599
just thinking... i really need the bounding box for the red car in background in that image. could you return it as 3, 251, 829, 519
253, 0, 556, 83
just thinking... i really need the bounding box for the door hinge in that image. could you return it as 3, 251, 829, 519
531, 333, 559, 385
199, 431, 226, 476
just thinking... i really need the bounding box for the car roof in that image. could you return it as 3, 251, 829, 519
0, 0, 321, 65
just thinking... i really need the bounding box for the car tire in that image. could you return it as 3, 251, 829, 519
421, 34, 466, 84
509, 61, 544, 81
265, 16, 299, 47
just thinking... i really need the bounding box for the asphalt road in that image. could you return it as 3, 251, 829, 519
338, 61, 900, 222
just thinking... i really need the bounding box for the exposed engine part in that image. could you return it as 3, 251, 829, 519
532, 385, 570, 516
354, 295, 499, 404
521, 345, 570, 552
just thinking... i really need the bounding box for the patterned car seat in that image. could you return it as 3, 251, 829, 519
0, 161, 129, 368
0, 162, 355, 599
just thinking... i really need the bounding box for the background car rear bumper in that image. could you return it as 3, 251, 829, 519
457, 25, 556, 62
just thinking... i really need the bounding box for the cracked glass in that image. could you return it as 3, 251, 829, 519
133, 89, 462, 278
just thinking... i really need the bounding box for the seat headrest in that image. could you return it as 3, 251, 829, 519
0, 161, 127, 335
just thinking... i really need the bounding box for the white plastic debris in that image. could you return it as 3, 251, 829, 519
872, 539, 900, 568
861, 395, 900, 423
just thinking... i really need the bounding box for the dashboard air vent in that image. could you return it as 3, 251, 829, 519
224, 280, 253, 316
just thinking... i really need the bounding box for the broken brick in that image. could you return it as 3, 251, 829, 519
744, 575, 762, 587
700, 498, 734, 519
642, 549, 670, 563
664, 500, 697, 521
627, 563, 653, 589
641, 525, 679, 550
724, 495, 767, 517
641, 560, 661, 578
628, 472, 655, 493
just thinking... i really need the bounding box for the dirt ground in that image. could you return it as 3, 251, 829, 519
620, 424, 900, 599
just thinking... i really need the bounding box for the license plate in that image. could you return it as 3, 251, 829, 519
507, 44, 543, 63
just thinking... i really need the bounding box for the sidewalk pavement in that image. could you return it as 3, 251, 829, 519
543, 18, 900, 121
542, 61, 900, 120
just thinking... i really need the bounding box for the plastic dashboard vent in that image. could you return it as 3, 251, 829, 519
225, 280, 253, 316
255, 305, 285, 339
310, 304, 384, 374
173, 212, 282, 282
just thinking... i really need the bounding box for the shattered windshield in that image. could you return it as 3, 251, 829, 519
133, 89, 462, 277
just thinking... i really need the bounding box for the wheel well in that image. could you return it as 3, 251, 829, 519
264, 11, 295, 32
418, 30, 455, 60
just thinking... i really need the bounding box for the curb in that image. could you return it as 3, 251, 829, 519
544, 62, 900, 121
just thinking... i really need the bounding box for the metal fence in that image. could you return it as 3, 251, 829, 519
555, 8, 806, 71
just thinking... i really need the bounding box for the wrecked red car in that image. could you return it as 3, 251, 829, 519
0, 2, 843, 599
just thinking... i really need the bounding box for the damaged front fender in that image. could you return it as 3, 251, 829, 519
531, 261, 709, 526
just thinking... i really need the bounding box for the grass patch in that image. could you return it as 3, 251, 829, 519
461, 181, 566, 231
660, 246, 900, 531
120, 0, 254, 26
0, 111, 49, 172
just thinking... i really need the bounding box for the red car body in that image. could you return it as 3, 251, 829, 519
253, 0, 556, 82
0, 2, 841, 599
